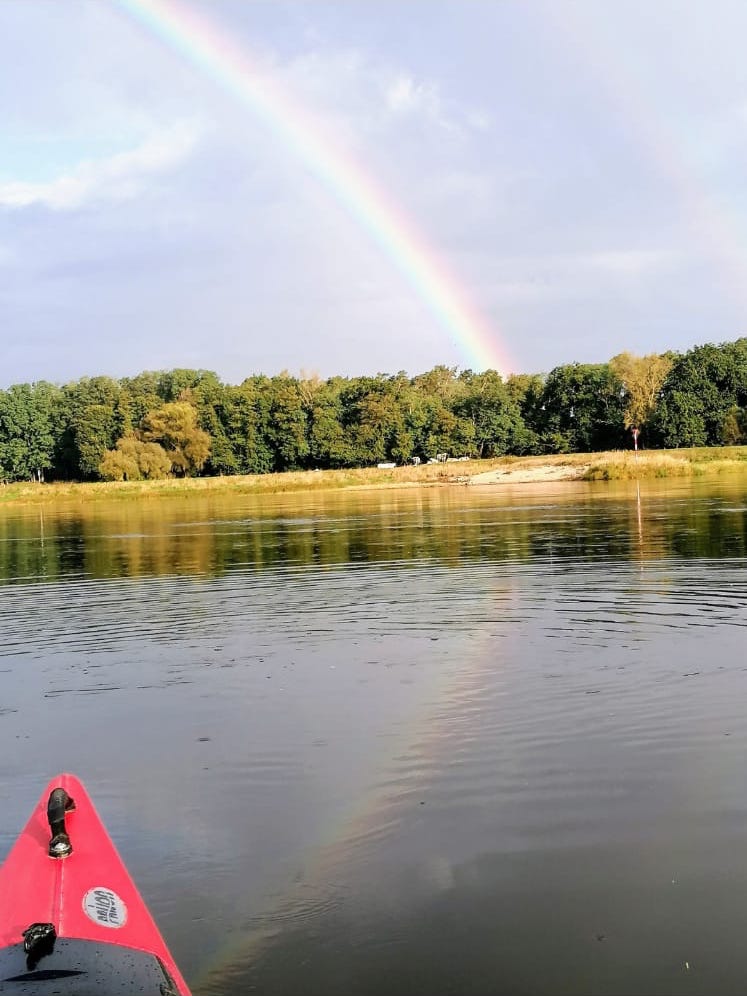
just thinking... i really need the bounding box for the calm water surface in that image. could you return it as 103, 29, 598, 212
2, 477, 747, 995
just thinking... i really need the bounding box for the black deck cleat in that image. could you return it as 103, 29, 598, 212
22, 922, 56, 970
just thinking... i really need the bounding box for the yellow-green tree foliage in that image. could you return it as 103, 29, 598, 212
609, 351, 673, 429
99, 434, 172, 481
139, 401, 211, 475
721, 406, 747, 445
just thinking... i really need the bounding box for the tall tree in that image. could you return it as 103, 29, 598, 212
653, 339, 747, 447
224, 379, 275, 474
119, 372, 162, 425
454, 370, 527, 457
609, 351, 673, 434
0, 383, 58, 482
156, 369, 220, 403
536, 363, 625, 452
189, 375, 237, 476
308, 379, 352, 468
267, 376, 310, 470
73, 404, 118, 478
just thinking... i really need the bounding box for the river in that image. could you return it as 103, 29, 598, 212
2, 476, 747, 995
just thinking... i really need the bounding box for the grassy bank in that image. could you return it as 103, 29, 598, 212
1, 446, 747, 506
581, 446, 747, 480
0, 458, 496, 506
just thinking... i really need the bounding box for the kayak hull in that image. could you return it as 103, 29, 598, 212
0, 937, 182, 994
0, 774, 190, 995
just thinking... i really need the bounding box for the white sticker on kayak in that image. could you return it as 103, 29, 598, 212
83, 887, 128, 928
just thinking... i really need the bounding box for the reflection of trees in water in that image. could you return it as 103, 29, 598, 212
2, 480, 747, 584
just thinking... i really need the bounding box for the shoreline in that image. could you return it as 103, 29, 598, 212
467, 463, 590, 485
1, 447, 747, 507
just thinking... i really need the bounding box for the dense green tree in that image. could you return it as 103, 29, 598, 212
66, 376, 121, 409
156, 369, 220, 403
505, 373, 544, 449
505, 372, 544, 408
224, 380, 274, 474
267, 376, 310, 470
420, 402, 475, 459
5, 340, 747, 484
189, 377, 238, 476
536, 363, 626, 452
52, 376, 123, 479
454, 370, 526, 457
653, 339, 747, 447
349, 393, 397, 464
339, 375, 410, 465
119, 373, 162, 425
73, 404, 118, 478
0, 382, 58, 482
308, 379, 352, 468
412, 365, 460, 402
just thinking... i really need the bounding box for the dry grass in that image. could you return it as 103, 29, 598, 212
584, 453, 692, 480
582, 447, 747, 480
0, 459, 500, 506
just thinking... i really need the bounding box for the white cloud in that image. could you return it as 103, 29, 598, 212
0, 122, 200, 211
382, 72, 490, 136
279, 48, 488, 144
385, 75, 443, 120
378, 70, 490, 135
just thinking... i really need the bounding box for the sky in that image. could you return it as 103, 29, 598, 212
3, 0, 747, 386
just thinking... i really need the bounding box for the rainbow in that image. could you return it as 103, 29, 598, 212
192, 577, 515, 992
116, 0, 512, 375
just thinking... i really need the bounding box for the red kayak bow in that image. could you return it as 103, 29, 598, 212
0, 773, 190, 995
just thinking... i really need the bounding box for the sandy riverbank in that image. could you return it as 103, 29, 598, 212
465, 447, 747, 486
468, 462, 590, 485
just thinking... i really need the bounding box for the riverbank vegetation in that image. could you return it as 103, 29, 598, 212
0, 459, 488, 504
2, 336, 747, 486
2, 448, 746, 505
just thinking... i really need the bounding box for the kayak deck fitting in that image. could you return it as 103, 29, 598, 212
0, 774, 191, 995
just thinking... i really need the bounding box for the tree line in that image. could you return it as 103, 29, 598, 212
2, 336, 747, 484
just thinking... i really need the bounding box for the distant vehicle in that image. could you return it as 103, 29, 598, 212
376, 462, 396, 469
